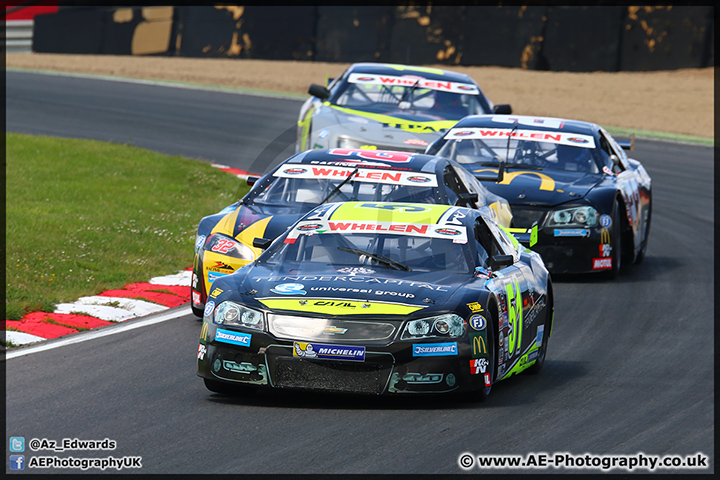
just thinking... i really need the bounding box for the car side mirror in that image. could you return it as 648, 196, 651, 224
487, 254, 514, 270
424, 137, 443, 156
617, 133, 635, 151
473, 160, 505, 183
252, 237, 272, 250
493, 104, 512, 114
246, 176, 259, 187
456, 192, 479, 207
609, 154, 621, 167
308, 83, 331, 100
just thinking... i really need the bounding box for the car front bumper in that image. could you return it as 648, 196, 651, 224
197, 323, 487, 395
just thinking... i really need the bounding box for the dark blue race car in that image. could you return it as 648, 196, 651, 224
427, 114, 652, 277
191, 148, 512, 317
197, 201, 553, 400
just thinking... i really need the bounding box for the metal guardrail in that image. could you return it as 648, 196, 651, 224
2, 20, 34, 53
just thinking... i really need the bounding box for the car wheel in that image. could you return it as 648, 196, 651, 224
607, 202, 623, 279
526, 286, 552, 374
203, 378, 257, 396
191, 257, 205, 319
634, 200, 652, 264
191, 301, 204, 319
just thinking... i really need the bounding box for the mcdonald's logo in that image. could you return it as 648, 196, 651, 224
600, 228, 611, 245
471, 332, 488, 358
200, 322, 209, 342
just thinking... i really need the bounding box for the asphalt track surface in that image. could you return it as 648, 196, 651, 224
5, 71, 714, 474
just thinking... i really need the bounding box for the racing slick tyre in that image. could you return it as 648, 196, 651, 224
634, 200, 652, 265
191, 299, 204, 319
191, 262, 205, 319
526, 284, 552, 375
203, 378, 257, 396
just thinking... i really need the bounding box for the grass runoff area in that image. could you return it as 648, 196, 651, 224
5, 132, 250, 321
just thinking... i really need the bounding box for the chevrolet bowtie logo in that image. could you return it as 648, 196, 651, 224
316, 326, 348, 335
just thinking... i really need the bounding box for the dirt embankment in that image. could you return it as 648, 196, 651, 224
6, 53, 714, 139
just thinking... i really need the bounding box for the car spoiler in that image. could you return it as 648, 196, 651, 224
617, 133, 635, 151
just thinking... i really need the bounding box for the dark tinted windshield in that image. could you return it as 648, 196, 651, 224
261, 230, 479, 274
331, 74, 488, 120
245, 169, 442, 212
437, 134, 604, 174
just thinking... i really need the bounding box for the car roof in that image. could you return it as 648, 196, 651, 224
286, 148, 449, 172
346, 62, 476, 85
452, 114, 600, 137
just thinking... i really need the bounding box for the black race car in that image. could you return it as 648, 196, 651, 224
191, 148, 513, 317
197, 201, 553, 399
426, 115, 652, 277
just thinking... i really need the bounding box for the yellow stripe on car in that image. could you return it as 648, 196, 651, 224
330, 202, 452, 223
258, 298, 425, 315
329, 105, 457, 133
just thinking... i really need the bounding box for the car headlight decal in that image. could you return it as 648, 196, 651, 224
214, 301, 265, 331
402, 314, 464, 340
546, 206, 598, 228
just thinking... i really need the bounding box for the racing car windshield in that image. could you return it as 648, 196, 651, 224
438, 129, 603, 174
246, 173, 440, 211
260, 231, 477, 274
332, 74, 487, 120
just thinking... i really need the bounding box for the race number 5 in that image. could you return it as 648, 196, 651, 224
506, 279, 523, 356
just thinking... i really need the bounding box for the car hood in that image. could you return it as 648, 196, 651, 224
467, 166, 602, 207
215, 203, 311, 245
233, 263, 473, 318
325, 105, 458, 148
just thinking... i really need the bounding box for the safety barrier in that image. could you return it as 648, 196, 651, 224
30, 5, 714, 72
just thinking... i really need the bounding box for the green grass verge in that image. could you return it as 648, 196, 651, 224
5, 133, 251, 320
603, 126, 714, 147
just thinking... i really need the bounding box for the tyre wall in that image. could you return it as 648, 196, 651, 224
31, 5, 714, 71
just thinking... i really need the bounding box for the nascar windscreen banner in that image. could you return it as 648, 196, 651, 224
347, 73, 480, 95
284, 202, 469, 244
273, 165, 439, 187
444, 128, 596, 148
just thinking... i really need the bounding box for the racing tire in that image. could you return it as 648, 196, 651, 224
203, 378, 257, 396
191, 259, 205, 319
606, 202, 623, 279
191, 301, 204, 320
634, 200, 652, 264
526, 285, 552, 375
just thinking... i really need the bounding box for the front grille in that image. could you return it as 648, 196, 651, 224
510, 207, 547, 229
274, 357, 390, 394
268, 314, 397, 344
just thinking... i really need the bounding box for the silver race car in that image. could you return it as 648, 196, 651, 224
296, 62, 511, 154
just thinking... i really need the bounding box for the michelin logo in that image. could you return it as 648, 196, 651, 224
413, 342, 458, 357
293, 342, 365, 361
